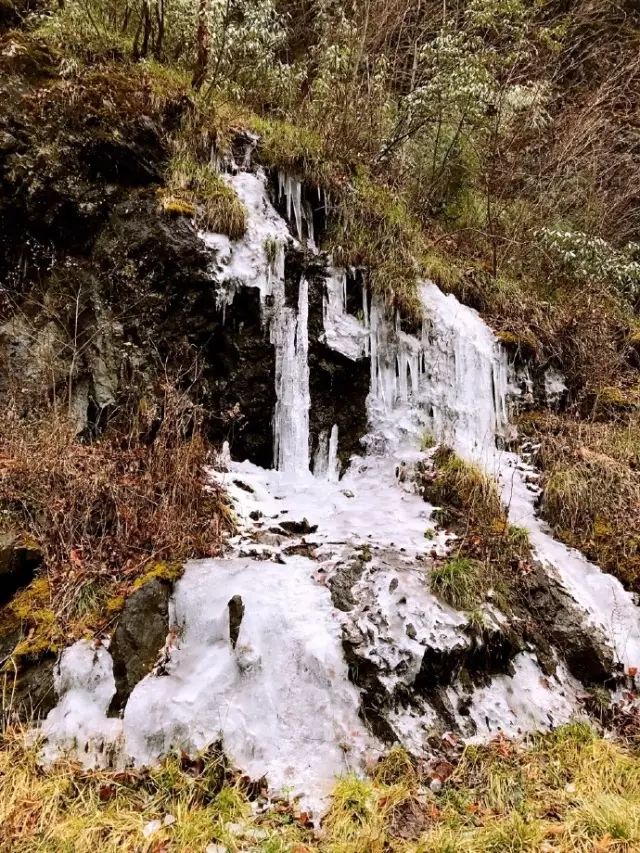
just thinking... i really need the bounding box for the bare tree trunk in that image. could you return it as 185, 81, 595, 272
192, 0, 210, 91
154, 0, 165, 59
121, 1, 131, 33
133, 0, 152, 59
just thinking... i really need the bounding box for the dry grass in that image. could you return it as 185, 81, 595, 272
163, 151, 247, 237
3, 723, 640, 851
422, 446, 505, 530
422, 447, 532, 615
519, 410, 640, 591
0, 386, 231, 660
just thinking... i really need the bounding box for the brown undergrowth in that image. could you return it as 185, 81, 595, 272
519, 410, 640, 592
0, 384, 231, 663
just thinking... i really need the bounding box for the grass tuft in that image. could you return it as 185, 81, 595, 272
431, 557, 483, 611
4, 722, 640, 850
163, 153, 246, 238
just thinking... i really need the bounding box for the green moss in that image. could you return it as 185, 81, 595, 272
593, 385, 639, 414
161, 195, 197, 218
496, 328, 540, 359
249, 116, 331, 184
132, 560, 183, 591
105, 595, 126, 615
0, 578, 63, 665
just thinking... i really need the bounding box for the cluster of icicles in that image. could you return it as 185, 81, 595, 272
40, 166, 640, 815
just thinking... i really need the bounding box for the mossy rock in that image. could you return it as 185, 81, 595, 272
496, 328, 540, 360
161, 194, 196, 218
109, 577, 172, 712
132, 560, 183, 591
0, 577, 63, 667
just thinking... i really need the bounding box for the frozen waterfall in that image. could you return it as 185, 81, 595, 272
41, 166, 640, 814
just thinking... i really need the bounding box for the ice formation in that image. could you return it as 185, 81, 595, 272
42, 165, 640, 811
122, 559, 374, 803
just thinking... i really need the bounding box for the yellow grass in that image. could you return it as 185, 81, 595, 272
3, 724, 640, 852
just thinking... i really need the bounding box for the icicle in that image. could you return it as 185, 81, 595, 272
313, 430, 329, 478
321, 268, 368, 360
292, 180, 303, 242
303, 200, 315, 248
327, 424, 340, 482
276, 172, 305, 243
272, 276, 310, 474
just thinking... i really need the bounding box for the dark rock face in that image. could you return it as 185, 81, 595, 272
108, 579, 171, 713
199, 287, 276, 467
0, 533, 43, 606
520, 562, 616, 684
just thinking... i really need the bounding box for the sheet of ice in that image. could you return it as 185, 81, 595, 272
272, 275, 311, 474
40, 641, 122, 767
225, 450, 445, 557
348, 561, 469, 691
409, 282, 509, 461
121, 558, 374, 812
200, 170, 291, 310
361, 283, 510, 463
458, 653, 579, 738
408, 283, 640, 674
321, 268, 369, 361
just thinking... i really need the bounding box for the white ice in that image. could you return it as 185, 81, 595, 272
40, 641, 122, 767
122, 558, 374, 812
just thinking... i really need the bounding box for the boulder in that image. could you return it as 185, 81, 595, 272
108, 578, 171, 713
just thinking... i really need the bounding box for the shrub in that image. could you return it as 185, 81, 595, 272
536, 228, 640, 301
0, 384, 231, 645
